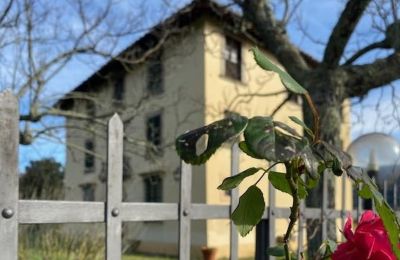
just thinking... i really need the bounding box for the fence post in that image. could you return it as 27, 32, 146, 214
340, 174, 346, 241
179, 161, 192, 260
256, 173, 276, 260
267, 181, 276, 260
0, 91, 19, 260
230, 143, 239, 260
321, 172, 328, 241
106, 114, 123, 260
297, 176, 305, 259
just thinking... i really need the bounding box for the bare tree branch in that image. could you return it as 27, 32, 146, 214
344, 40, 390, 65
323, 0, 371, 66
344, 52, 400, 97
0, 0, 13, 25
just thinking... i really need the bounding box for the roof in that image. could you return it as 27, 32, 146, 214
57, 0, 317, 110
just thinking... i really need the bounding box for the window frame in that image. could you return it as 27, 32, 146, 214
145, 111, 163, 156
84, 139, 95, 173
143, 173, 163, 202
224, 36, 242, 81
81, 183, 95, 201
146, 50, 164, 96
113, 76, 125, 103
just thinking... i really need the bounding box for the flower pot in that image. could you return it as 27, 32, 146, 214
201, 246, 217, 260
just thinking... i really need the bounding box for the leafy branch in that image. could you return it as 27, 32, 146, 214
175, 48, 400, 260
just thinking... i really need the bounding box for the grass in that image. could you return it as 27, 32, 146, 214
18, 224, 177, 260
122, 255, 176, 260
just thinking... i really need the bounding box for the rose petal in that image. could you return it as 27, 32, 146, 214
332, 241, 359, 260
370, 249, 397, 260
342, 215, 354, 240
333, 210, 398, 260
353, 231, 375, 259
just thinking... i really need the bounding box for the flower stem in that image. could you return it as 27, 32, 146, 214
304, 93, 320, 143
283, 161, 300, 260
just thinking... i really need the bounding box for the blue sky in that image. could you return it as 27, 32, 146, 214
17, 0, 400, 172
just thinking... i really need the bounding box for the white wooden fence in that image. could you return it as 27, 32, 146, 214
0, 90, 375, 259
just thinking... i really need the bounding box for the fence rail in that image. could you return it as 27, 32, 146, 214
0, 91, 360, 259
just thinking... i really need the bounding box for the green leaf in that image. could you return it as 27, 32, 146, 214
312, 141, 352, 176
231, 185, 265, 236
218, 167, 261, 190
266, 245, 285, 257
273, 121, 301, 138
268, 171, 307, 199
289, 116, 314, 138
299, 147, 320, 179
244, 117, 306, 162
318, 239, 337, 258
374, 198, 400, 258
358, 184, 373, 199
298, 181, 308, 199
176, 113, 248, 165
251, 47, 307, 95
305, 175, 319, 189
238, 141, 264, 159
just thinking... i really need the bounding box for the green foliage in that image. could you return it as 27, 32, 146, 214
175, 48, 400, 260
20, 158, 64, 200
251, 47, 307, 95
268, 171, 307, 199
244, 116, 305, 162
289, 116, 314, 139
218, 167, 262, 190
238, 141, 264, 159
231, 185, 265, 236
19, 225, 104, 260
175, 113, 248, 165
317, 239, 337, 259
266, 245, 285, 257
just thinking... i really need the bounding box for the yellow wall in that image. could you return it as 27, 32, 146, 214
202, 20, 353, 258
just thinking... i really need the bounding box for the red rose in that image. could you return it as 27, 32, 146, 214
332, 210, 396, 260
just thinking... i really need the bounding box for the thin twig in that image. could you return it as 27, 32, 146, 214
304, 93, 320, 142
255, 162, 280, 186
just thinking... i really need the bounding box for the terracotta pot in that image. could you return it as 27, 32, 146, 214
201, 246, 217, 260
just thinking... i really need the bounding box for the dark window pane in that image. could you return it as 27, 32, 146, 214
224, 37, 241, 81
144, 175, 162, 202
123, 155, 132, 179
84, 140, 95, 172
82, 184, 95, 201
114, 77, 124, 101
147, 52, 163, 95
146, 114, 162, 147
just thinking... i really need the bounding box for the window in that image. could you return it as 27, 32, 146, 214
147, 51, 163, 95
146, 113, 162, 148
113, 77, 124, 102
224, 36, 242, 81
123, 155, 132, 179
143, 174, 162, 202
84, 140, 95, 172
81, 183, 95, 201
86, 101, 95, 118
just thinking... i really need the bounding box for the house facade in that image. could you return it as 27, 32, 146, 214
58, 1, 353, 258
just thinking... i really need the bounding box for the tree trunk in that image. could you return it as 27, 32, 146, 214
302, 70, 345, 257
